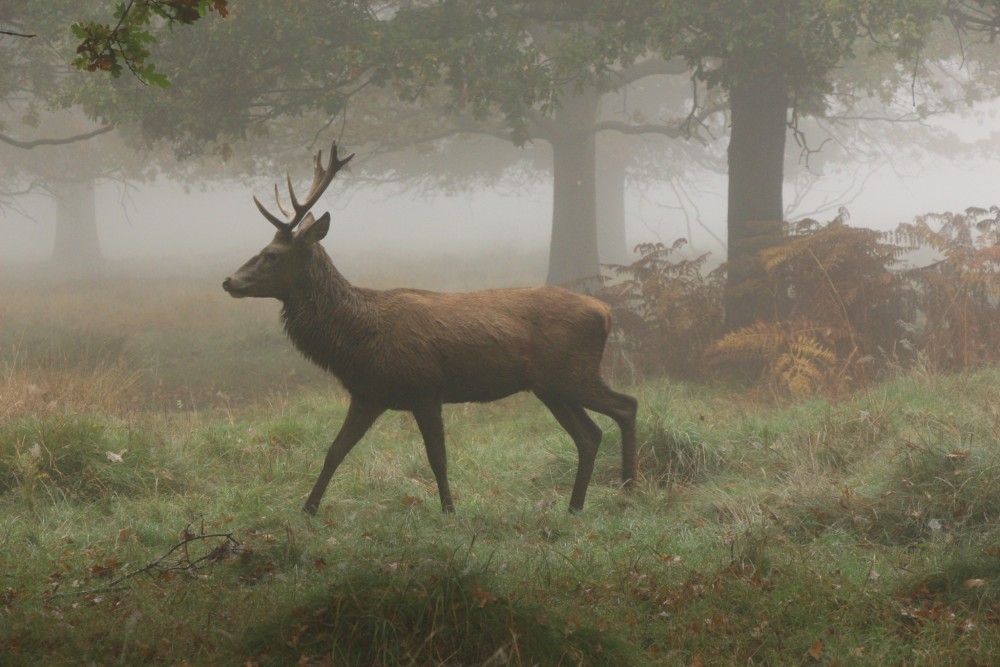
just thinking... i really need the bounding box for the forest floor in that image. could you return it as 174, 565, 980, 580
2, 264, 1000, 665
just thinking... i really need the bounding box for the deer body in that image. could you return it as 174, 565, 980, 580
224, 144, 637, 515
283, 254, 611, 407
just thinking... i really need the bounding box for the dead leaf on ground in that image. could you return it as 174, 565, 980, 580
472, 587, 497, 608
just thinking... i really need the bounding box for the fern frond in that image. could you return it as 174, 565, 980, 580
710, 320, 790, 363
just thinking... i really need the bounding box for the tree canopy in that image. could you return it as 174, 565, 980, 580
7, 0, 1000, 309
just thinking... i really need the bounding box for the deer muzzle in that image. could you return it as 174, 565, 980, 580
222, 276, 247, 298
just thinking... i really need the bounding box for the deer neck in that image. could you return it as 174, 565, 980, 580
279, 248, 375, 376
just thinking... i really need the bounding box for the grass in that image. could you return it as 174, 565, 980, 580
3, 262, 1000, 665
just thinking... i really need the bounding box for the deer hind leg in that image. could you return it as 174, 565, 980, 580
412, 402, 455, 513
303, 398, 385, 515
580, 383, 639, 490
537, 394, 603, 513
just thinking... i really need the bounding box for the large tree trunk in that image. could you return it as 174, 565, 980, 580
52, 177, 102, 273
596, 140, 630, 266
724, 67, 788, 332
545, 89, 601, 288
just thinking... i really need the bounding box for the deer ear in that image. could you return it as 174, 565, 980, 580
297, 212, 330, 244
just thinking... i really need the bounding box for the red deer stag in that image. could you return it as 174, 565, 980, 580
223, 142, 638, 515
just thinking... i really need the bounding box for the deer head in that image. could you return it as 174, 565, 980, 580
223, 142, 353, 299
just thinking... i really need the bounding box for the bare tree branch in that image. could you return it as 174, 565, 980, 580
611, 57, 689, 87
0, 124, 115, 149
0, 28, 36, 38
593, 119, 692, 138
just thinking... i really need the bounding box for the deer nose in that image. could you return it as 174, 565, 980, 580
222, 277, 232, 292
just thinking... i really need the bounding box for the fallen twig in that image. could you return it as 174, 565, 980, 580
107, 530, 244, 587
45, 522, 246, 600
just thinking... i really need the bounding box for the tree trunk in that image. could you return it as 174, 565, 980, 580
596, 140, 630, 266
52, 177, 103, 273
545, 89, 601, 288
724, 67, 788, 331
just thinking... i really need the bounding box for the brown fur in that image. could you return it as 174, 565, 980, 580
223, 148, 637, 515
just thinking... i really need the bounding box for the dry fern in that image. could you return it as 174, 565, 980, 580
709, 320, 839, 395
896, 207, 1000, 370
599, 207, 999, 391
599, 240, 724, 380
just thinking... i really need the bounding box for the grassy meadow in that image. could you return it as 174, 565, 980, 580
2, 260, 1000, 665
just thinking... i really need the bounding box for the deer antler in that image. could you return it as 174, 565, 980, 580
253, 142, 355, 232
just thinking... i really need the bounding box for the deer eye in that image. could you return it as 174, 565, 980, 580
260, 250, 280, 264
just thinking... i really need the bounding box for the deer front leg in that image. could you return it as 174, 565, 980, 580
412, 402, 455, 513
303, 398, 384, 515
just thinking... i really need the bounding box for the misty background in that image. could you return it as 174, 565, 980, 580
3, 2, 1000, 290
3, 116, 998, 277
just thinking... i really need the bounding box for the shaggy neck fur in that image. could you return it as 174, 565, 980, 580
279, 246, 376, 384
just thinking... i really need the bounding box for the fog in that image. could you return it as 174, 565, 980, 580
4, 1, 1000, 294
2, 128, 997, 282
0, 174, 550, 291
0, 177, 552, 265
